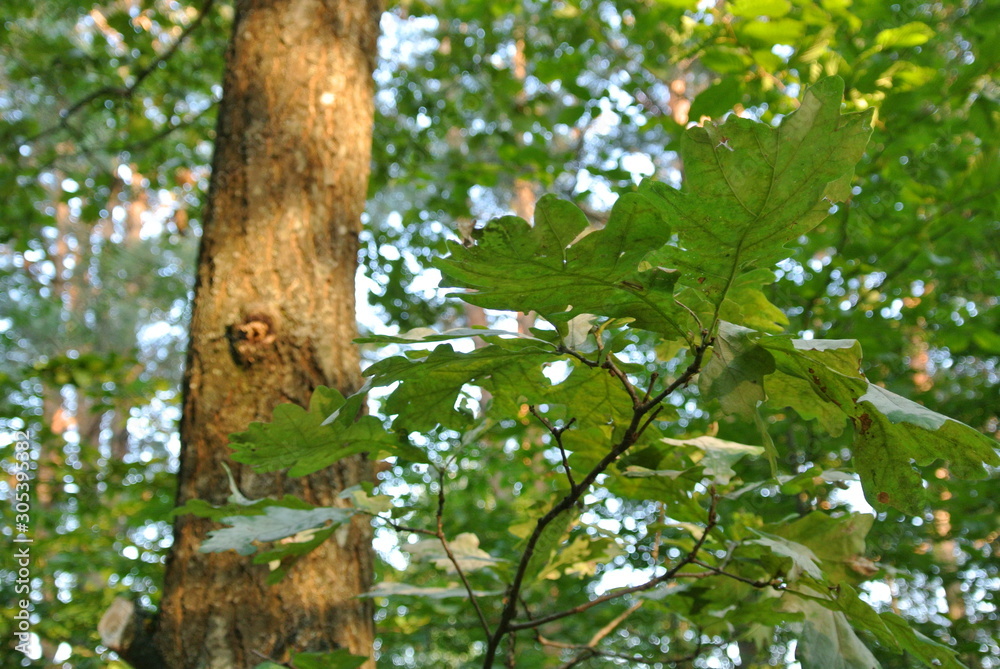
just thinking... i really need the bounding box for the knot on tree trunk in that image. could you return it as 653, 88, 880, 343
229, 312, 278, 366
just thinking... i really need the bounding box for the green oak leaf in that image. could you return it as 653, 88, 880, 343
675, 267, 789, 334
229, 385, 404, 476
770, 512, 874, 582
436, 193, 687, 340
761, 335, 998, 513
660, 435, 764, 484
766, 370, 850, 436
761, 335, 867, 416
851, 383, 1000, 514
785, 595, 882, 669
879, 611, 966, 669
640, 77, 872, 324
364, 339, 557, 430
540, 362, 635, 430
771, 512, 873, 563
699, 321, 775, 419
702, 324, 998, 512
751, 529, 824, 580
801, 583, 967, 668
719, 267, 789, 333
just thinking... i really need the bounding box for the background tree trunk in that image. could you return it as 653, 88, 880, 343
152, 1, 381, 666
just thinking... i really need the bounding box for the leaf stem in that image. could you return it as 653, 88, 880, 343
434, 467, 492, 638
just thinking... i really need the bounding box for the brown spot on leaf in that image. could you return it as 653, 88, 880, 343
847, 555, 879, 577
877, 491, 890, 504
858, 412, 873, 434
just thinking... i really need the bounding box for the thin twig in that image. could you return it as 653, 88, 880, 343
546, 603, 704, 668
634, 405, 664, 441
377, 518, 438, 538
690, 559, 785, 590
30, 101, 219, 176
650, 503, 666, 563
602, 355, 641, 408
505, 629, 516, 669
642, 334, 712, 411
250, 650, 292, 667
528, 406, 577, 491
508, 491, 719, 633
641, 372, 659, 404
530, 574, 704, 668
589, 600, 644, 646
557, 345, 600, 368
434, 467, 492, 638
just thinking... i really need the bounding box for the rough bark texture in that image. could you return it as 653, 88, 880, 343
153, 1, 381, 666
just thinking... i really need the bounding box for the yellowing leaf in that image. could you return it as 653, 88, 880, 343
876, 22, 934, 49
730, 0, 791, 18
407, 532, 501, 573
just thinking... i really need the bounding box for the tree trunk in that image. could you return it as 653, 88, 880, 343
151, 1, 381, 666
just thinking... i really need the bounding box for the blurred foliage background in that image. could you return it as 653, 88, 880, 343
1, 0, 998, 666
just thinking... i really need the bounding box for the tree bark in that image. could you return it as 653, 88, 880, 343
151, 1, 381, 666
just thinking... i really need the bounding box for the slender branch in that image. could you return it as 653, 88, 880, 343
508, 491, 719, 633
590, 601, 644, 646
122, 102, 219, 153
642, 334, 712, 412
250, 650, 293, 667
505, 629, 517, 669
529, 406, 577, 491
557, 645, 699, 669
557, 345, 600, 368
481, 338, 713, 668
602, 355, 640, 408
558, 648, 649, 668
634, 405, 664, 441
690, 559, 785, 590
377, 518, 438, 538
434, 467, 492, 638
544, 602, 706, 668
24, 0, 217, 145
541, 599, 646, 669
674, 298, 704, 332
641, 372, 659, 405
